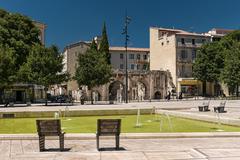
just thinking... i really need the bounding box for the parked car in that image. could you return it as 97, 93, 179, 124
47, 94, 72, 103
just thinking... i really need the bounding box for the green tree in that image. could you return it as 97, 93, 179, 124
90, 39, 97, 50
221, 41, 240, 96
193, 42, 224, 96
75, 47, 112, 104
18, 45, 70, 105
0, 45, 16, 87
99, 22, 111, 64
0, 9, 40, 69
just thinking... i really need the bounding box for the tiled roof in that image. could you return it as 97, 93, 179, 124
109, 47, 149, 52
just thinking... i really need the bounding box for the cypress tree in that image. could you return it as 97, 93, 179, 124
99, 22, 110, 64
90, 39, 97, 51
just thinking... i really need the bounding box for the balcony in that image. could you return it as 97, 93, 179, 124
178, 73, 192, 78
177, 58, 193, 63
177, 42, 202, 48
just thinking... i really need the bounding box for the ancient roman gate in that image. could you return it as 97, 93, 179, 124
78, 70, 169, 102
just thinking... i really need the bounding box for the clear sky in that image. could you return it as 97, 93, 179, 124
1, 0, 240, 51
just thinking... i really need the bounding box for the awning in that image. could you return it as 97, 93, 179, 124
179, 79, 201, 85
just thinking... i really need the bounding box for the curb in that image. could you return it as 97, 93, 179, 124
1, 132, 240, 140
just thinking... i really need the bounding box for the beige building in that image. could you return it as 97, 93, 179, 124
62, 41, 168, 102
110, 47, 149, 71
150, 27, 232, 96
33, 21, 47, 45
150, 27, 211, 96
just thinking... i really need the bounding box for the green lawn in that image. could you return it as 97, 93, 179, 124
0, 114, 240, 133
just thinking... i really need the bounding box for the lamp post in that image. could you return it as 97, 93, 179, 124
122, 12, 131, 103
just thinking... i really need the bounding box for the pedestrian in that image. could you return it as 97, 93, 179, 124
179, 92, 183, 100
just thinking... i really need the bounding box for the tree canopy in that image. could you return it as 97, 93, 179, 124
18, 45, 69, 87
193, 30, 240, 96
0, 45, 16, 87
99, 22, 111, 64
75, 45, 112, 103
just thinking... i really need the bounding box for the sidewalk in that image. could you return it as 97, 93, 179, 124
2, 133, 240, 160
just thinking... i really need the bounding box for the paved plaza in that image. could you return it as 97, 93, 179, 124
1, 100, 240, 159
1, 134, 240, 160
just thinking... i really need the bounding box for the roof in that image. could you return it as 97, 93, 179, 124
109, 47, 149, 52
151, 27, 189, 33
151, 27, 211, 37
63, 41, 91, 51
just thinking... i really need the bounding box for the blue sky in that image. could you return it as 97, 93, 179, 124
1, 0, 240, 51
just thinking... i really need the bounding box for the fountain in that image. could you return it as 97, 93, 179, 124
64, 106, 71, 121
215, 110, 224, 132
158, 112, 173, 132
54, 112, 59, 119
164, 112, 173, 132
135, 108, 142, 127
147, 106, 156, 122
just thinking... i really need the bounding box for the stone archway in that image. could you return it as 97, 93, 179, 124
132, 81, 146, 101
92, 90, 101, 102
154, 91, 161, 99
109, 81, 124, 102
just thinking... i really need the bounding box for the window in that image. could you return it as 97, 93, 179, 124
181, 38, 185, 45
120, 53, 124, 59
137, 54, 141, 60
136, 64, 140, 70
143, 64, 148, 70
130, 64, 135, 70
192, 39, 195, 45
129, 54, 134, 59
143, 54, 148, 60
75, 52, 78, 57
181, 50, 188, 59
120, 64, 124, 69
192, 49, 196, 60
161, 42, 164, 46
202, 39, 206, 43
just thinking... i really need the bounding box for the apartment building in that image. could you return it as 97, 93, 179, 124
150, 27, 233, 96
150, 27, 211, 96
110, 47, 149, 71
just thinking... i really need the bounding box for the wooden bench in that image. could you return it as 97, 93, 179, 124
214, 101, 227, 113
96, 119, 121, 150
36, 119, 65, 151
198, 101, 210, 112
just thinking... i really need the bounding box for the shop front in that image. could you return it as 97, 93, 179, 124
178, 79, 202, 97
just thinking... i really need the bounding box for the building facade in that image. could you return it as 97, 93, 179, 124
150, 27, 232, 97
62, 41, 169, 102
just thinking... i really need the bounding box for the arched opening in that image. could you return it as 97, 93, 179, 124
132, 82, 146, 101
109, 81, 124, 102
154, 91, 161, 99
92, 90, 101, 102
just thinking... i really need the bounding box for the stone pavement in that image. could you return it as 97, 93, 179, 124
1, 134, 240, 160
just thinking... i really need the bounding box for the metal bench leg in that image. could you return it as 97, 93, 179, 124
39, 136, 45, 152
96, 135, 99, 150
116, 135, 119, 149
59, 134, 64, 151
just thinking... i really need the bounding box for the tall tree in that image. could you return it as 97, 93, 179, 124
193, 42, 224, 96
75, 47, 112, 104
18, 44, 70, 105
99, 22, 111, 64
0, 9, 40, 69
221, 41, 240, 96
90, 39, 97, 50
0, 45, 16, 87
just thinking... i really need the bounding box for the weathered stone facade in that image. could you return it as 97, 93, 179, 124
82, 70, 168, 102
62, 40, 169, 102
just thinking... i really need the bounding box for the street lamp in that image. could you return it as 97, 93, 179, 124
122, 12, 131, 103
